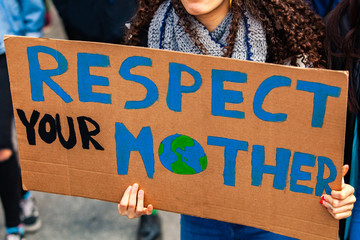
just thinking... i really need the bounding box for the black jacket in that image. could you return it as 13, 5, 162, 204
53, 0, 137, 43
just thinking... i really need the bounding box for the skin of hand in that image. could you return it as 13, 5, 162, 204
0, 149, 12, 162
118, 183, 153, 219
320, 165, 356, 220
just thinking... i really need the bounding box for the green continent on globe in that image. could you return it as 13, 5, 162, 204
159, 142, 164, 156
171, 135, 194, 151
171, 158, 197, 174
199, 156, 207, 170
170, 135, 196, 174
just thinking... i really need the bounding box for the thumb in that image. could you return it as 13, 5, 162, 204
342, 164, 349, 178
340, 164, 349, 187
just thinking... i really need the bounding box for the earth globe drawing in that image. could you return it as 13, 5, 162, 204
158, 134, 207, 174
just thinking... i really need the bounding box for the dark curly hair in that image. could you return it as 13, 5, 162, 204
125, 0, 325, 67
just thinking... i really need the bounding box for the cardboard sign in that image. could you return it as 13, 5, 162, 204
5, 36, 348, 240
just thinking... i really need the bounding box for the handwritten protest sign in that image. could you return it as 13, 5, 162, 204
5, 36, 348, 239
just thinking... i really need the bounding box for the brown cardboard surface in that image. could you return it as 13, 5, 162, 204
4, 36, 349, 240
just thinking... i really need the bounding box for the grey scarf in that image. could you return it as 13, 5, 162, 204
148, 0, 267, 62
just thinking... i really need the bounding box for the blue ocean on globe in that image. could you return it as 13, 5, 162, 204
158, 134, 207, 174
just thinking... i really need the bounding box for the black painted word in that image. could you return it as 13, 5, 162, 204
16, 109, 104, 150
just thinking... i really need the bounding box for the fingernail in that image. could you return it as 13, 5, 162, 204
320, 200, 324, 205
139, 190, 144, 196
126, 186, 131, 191
321, 196, 325, 200
133, 183, 138, 188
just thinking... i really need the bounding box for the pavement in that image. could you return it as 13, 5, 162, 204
0, 192, 180, 240
0, 192, 181, 240
0, 2, 181, 240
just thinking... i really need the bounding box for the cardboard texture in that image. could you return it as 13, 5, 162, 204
4, 36, 349, 240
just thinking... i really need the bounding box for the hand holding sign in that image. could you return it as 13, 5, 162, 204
118, 183, 153, 219
119, 167, 356, 221
320, 165, 356, 220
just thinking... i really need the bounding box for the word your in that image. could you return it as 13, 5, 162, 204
16, 109, 104, 150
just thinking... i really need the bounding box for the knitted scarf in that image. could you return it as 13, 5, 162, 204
148, 0, 267, 62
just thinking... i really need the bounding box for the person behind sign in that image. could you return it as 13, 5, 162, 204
308, 0, 342, 17
0, 1, 44, 240
118, 0, 356, 239
325, 0, 360, 239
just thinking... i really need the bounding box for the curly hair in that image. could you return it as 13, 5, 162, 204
125, 0, 325, 67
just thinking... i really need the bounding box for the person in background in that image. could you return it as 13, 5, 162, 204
308, 0, 342, 17
118, 0, 356, 239
43, 0, 52, 31
53, 0, 137, 44
52, 1, 162, 239
0, 0, 44, 239
326, 0, 360, 239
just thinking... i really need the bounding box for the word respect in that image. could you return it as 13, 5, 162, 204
27, 46, 341, 128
